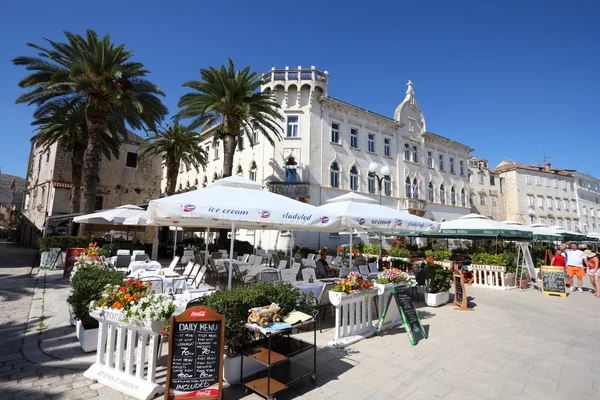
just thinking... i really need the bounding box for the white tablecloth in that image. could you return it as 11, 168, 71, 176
126, 269, 185, 292
239, 265, 279, 281
293, 281, 326, 301
128, 260, 162, 273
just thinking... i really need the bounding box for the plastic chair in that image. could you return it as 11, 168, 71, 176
252, 256, 263, 266
115, 254, 131, 270
260, 269, 280, 282
172, 277, 187, 294
134, 254, 148, 262
301, 268, 317, 282
290, 262, 301, 280
185, 264, 201, 285
116, 249, 131, 256
132, 250, 145, 257
192, 266, 208, 289
368, 263, 379, 274
167, 256, 180, 270
307, 253, 316, 260
142, 277, 163, 293
241, 254, 250, 263
248, 254, 256, 264
278, 260, 288, 269
280, 269, 297, 283
182, 261, 195, 278
316, 282, 337, 332
358, 265, 371, 276
339, 267, 350, 278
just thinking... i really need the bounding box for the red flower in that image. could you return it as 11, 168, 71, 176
160, 329, 166, 336
147, 281, 152, 286
119, 286, 126, 293
126, 278, 134, 285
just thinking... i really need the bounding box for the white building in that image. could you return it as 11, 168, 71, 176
467, 156, 505, 220
491, 161, 579, 230
168, 66, 474, 251
572, 171, 600, 233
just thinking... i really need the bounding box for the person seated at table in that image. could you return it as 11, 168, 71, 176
316, 250, 336, 279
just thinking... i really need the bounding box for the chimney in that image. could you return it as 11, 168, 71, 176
544, 162, 551, 172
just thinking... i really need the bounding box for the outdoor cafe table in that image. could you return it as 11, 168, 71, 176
126, 268, 186, 292
128, 260, 162, 273
293, 278, 341, 300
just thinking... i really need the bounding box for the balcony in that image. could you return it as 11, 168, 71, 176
267, 181, 310, 199
262, 67, 328, 84
403, 198, 427, 217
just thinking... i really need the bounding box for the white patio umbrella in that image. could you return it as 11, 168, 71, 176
147, 176, 340, 289
437, 214, 532, 239
74, 204, 144, 225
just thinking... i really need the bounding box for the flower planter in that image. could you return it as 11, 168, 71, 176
222, 354, 267, 385
328, 288, 378, 348
424, 291, 449, 307
76, 320, 99, 352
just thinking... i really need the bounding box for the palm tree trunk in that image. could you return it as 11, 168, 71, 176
166, 162, 180, 195
222, 135, 237, 178
81, 110, 108, 237
68, 143, 86, 236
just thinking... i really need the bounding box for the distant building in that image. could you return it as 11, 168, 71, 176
467, 156, 505, 220
571, 171, 600, 233
20, 131, 162, 246
0, 174, 26, 229
491, 161, 579, 230
167, 66, 474, 250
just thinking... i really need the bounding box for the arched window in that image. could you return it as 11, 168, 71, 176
412, 177, 418, 199
404, 143, 410, 160
439, 183, 446, 204
450, 186, 456, 206
330, 162, 340, 188
349, 165, 359, 191
212, 172, 217, 182
428, 181, 434, 202
368, 172, 376, 194
384, 176, 391, 196
460, 188, 466, 207
249, 161, 257, 181
236, 165, 243, 177
405, 176, 412, 198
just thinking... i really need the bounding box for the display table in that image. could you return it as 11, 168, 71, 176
128, 260, 162, 273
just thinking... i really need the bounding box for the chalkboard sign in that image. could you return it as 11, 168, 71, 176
165, 306, 225, 400
540, 265, 567, 298
42, 248, 61, 270
378, 286, 427, 345
454, 275, 463, 306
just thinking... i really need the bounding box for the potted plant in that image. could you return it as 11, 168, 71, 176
67, 256, 123, 351
388, 247, 411, 260
192, 281, 314, 384
423, 263, 453, 307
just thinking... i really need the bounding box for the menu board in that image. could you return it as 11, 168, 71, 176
454, 275, 463, 306
63, 248, 84, 278
391, 287, 427, 346
540, 265, 566, 298
42, 248, 61, 270
165, 306, 225, 400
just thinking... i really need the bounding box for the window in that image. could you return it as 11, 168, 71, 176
46, 151, 50, 162
566, 220, 572, 230
427, 151, 434, 168
450, 157, 455, 173
490, 176, 496, 186
541, 217, 547, 226
591, 208, 595, 218
583, 206, 587, 215
480, 194, 486, 206
350, 128, 359, 148
556, 199, 561, 210
461, 188, 467, 207
562, 180, 567, 189
368, 172, 376, 194
252, 130, 259, 145
558, 220, 564, 228
405, 177, 412, 198
349, 165, 359, 191
553, 179, 558, 188
528, 196, 534, 207
412, 177, 418, 199
126, 152, 138, 168
572, 200, 577, 210
214, 141, 220, 159
205, 144, 210, 156
95, 196, 104, 211
439, 155, 444, 171
330, 162, 339, 188
286, 116, 299, 137
492, 196, 497, 206
412, 145, 418, 163
331, 122, 340, 143
564, 199, 569, 211
460, 160, 465, 176
526, 175, 532, 185
238, 136, 244, 150
545, 178, 550, 187
537, 197, 544, 209
547, 197, 553, 209
384, 138, 391, 157
384, 176, 391, 196
404, 143, 410, 160
470, 195, 474, 206
368, 134, 376, 153
439, 184, 446, 204
478, 174, 484, 185
249, 161, 257, 181
450, 186, 456, 206
428, 182, 434, 202
535, 176, 541, 186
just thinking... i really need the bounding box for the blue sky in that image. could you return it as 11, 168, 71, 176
1, 0, 598, 178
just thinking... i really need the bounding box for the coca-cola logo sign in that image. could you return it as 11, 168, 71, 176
190, 310, 207, 318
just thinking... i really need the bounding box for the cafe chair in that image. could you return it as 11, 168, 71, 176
116, 249, 131, 256
252, 256, 263, 266
325, 255, 333, 264
134, 253, 148, 262
172, 277, 187, 294
114, 254, 131, 272
247, 254, 256, 264
207, 257, 227, 286
290, 262, 301, 280
260, 269, 280, 282
307, 253, 316, 260
278, 259, 288, 269
142, 277, 163, 294
211, 252, 222, 260
185, 264, 201, 286
192, 265, 208, 289
182, 261, 195, 278
368, 262, 379, 274
167, 256, 180, 270
271, 253, 280, 267
132, 250, 145, 257
241, 254, 250, 263
301, 268, 317, 282
411, 266, 427, 302
280, 269, 297, 283
316, 282, 337, 332
339, 267, 350, 278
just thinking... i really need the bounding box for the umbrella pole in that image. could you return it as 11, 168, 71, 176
349, 231, 353, 268
152, 226, 159, 260
378, 233, 383, 268
173, 228, 178, 258
290, 231, 294, 266
205, 227, 210, 264
228, 221, 235, 290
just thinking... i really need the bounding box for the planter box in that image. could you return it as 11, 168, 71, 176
424, 291, 449, 307
76, 320, 99, 352
222, 354, 267, 385
328, 288, 378, 348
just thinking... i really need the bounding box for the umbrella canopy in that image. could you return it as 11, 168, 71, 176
73, 205, 145, 225
422, 213, 532, 240
316, 192, 438, 233
530, 224, 585, 242
146, 176, 340, 231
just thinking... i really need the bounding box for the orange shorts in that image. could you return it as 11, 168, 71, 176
567, 266, 585, 278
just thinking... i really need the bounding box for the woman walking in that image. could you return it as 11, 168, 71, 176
583, 249, 599, 295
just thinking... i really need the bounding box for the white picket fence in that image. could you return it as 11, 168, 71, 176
328, 288, 378, 348
471, 264, 511, 290
83, 310, 164, 400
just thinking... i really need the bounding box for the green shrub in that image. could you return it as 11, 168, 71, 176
38, 236, 88, 253
362, 244, 380, 255
425, 248, 452, 261
424, 263, 453, 293
67, 262, 123, 329
471, 253, 507, 266
233, 240, 254, 256
191, 281, 315, 354
388, 247, 411, 258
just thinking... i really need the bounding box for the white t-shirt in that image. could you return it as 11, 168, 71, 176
565, 249, 585, 267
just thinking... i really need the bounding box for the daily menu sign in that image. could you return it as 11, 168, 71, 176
165, 306, 225, 400
540, 265, 567, 298
453, 273, 474, 311
377, 286, 427, 345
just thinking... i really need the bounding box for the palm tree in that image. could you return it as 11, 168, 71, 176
177, 59, 283, 178
31, 100, 124, 235
139, 121, 208, 196
13, 30, 167, 236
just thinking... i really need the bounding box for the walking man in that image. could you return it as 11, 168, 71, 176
564, 242, 586, 292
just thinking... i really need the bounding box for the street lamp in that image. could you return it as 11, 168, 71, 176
368, 162, 392, 264
527, 208, 536, 225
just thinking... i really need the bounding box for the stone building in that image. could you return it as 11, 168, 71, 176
20, 131, 162, 246
167, 66, 474, 250
467, 156, 505, 220
571, 171, 600, 233
0, 174, 26, 229
491, 161, 579, 229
